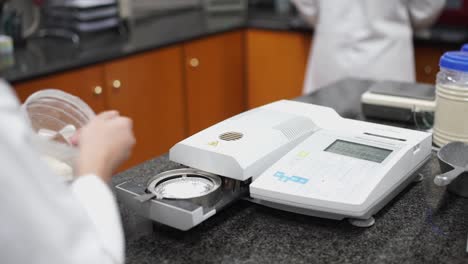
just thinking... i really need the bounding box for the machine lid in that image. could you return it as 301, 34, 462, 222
146, 168, 222, 200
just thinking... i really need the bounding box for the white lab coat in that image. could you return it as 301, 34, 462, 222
292, 0, 446, 93
0, 80, 124, 264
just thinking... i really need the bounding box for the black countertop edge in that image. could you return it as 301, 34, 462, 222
8, 26, 246, 84
2, 8, 467, 84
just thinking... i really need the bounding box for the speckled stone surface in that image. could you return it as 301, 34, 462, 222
114, 153, 468, 264
112, 79, 468, 264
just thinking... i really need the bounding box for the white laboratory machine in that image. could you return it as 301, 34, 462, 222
116, 100, 432, 230
361, 81, 436, 123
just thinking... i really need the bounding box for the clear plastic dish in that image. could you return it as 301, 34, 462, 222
22, 89, 95, 180
22, 89, 95, 145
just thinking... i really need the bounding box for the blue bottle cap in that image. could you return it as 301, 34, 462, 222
440, 51, 468, 72
462, 44, 468, 52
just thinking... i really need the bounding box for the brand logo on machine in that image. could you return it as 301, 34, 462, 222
273, 171, 308, 184
207, 140, 219, 147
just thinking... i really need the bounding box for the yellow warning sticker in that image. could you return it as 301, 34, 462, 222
207, 141, 219, 147
297, 151, 310, 158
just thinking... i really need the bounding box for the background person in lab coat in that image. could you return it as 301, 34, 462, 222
0, 80, 135, 264
292, 0, 446, 94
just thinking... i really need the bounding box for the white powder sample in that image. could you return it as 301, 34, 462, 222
41, 155, 74, 181
154, 177, 215, 199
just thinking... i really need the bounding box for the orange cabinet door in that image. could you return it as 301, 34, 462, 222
246, 29, 311, 109
184, 31, 246, 135
13, 65, 107, 113
246, 30, 311, 108
414, 44, 458, 85
104, 46, 187, 169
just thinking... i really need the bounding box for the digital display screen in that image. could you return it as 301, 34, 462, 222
325, 140, 392, 163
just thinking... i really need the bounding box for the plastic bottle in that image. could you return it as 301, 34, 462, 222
433, 52, 468, 146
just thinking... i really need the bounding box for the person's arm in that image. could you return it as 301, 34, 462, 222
0, 115, 125, 264
0, 80, 134, 264
291, 0, 319, 26
71, 174, 124, 263
70, 110, 135, 262
0, 139, 125, 264
407, 0, 446, 29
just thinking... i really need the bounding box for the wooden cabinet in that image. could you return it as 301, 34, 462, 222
183, 31, 246, 135
246, 29, 311, 109
11, 29, 313, 170
104, 46, 187, 169
14, 65, 107, 113
414, 44, 457, 85
12, 47, 187, 170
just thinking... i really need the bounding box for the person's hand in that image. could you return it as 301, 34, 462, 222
73, 111, 135, 182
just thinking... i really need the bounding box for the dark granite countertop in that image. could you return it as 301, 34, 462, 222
113, 79, 468, 264
1, 8, 467, 84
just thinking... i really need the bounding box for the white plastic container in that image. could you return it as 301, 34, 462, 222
433, 52, 468, 146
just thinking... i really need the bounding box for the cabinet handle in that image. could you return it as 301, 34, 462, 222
424, 65, 432, 75
189, 58, 199, 68
112, 80, 121, 89
94, 86, 103, 95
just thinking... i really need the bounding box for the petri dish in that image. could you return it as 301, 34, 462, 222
22, 89, 95, 144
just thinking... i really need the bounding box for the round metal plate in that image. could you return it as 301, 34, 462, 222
146, 168, 222, 200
